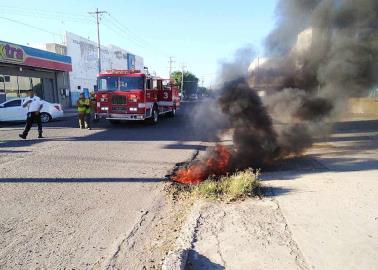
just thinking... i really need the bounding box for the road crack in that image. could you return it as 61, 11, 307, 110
104, 210, 150, 270
269, 192, 310, 270
214, 210, 227, 268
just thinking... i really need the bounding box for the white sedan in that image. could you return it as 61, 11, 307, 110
0, 98, 64, 123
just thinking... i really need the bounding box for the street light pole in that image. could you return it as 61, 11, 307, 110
89, 8, 107, 74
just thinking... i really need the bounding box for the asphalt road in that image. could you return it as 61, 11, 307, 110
0, 102, 209, 269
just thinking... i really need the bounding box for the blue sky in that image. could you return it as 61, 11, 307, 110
0, 0, 277, 86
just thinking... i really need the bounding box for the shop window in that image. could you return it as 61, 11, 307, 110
31, 78, 43, 98
1, 76, 45, 99
18, 76, 32, 97
62, 72, 68, 86
0, 76, 5, 93
4, 75, 19, 99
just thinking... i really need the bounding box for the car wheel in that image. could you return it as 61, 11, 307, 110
168, 106, 176, 117
40, 113, 52, 123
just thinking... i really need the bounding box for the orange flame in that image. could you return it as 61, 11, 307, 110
172, 145, 232, 185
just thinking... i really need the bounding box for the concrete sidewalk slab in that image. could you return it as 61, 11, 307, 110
263, 124, 378, 270
185, 199, 309, 270
265, 169, 378, 270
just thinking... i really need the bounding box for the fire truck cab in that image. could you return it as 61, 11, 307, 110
95, 69, 180, 124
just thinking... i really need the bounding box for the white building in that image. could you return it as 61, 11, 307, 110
35, 31, 144, 105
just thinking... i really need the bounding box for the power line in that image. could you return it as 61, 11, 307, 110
102, 17, 148, 49
106, 14, 153, 46
0, 16, 62, 38
0, 5, 90, 20
106, 13, 170, 57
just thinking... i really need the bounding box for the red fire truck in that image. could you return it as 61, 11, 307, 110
94, 69, 180, 124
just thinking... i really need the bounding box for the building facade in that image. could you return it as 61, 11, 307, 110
0, 40, 72, 106
36, 32, 144, 105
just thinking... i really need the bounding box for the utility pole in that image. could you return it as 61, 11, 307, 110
181, 63, 186, 96
168, 56, 175, 78
89, 8, 107, 74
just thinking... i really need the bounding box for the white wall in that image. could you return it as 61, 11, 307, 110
135, 55, 144, 71
65, 32, 144, 104
65, 31, 100, 101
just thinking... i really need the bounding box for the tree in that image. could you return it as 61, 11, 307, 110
171, 71, 199, 97
197, 86, 208, 97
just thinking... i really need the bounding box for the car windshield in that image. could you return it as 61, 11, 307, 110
97, 76, 144, 91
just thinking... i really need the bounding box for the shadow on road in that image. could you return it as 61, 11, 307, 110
186, 250, 225, 270
331, 119, 378, 134
0, 103, 218, 150
262, 118, 378, 183
0, 149, 30, 154
2, 104, 378, 186
0, 177, 164, 183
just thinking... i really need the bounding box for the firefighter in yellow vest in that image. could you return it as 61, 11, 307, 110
76, 93, 91, 130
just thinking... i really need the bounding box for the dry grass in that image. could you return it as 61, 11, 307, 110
193, 169, 261, 201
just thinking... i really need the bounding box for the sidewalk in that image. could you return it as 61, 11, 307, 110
169, 119, 378, 270
186, 199, 308, 270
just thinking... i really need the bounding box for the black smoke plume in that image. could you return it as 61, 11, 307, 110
192, 0, 378, 173
218, 78, 279, 169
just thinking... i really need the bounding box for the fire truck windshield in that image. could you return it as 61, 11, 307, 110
97, 76, 144, 91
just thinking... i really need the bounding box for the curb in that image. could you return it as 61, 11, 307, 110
162, 201, 203, 270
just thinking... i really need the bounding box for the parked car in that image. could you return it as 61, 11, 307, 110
0, 98, 64, 123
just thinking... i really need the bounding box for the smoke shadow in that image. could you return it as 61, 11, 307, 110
186, 250, 225, 270
320, 134, 378, 143
259, 117, 378, 181
311, 156, 378, 172
331, 120, 378, 134
259, 186, 294, 197
261, 154, 378, 183
263, 155, 328, 172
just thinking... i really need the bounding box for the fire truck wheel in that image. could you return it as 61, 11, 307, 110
149, 108, 159, 124
93, 114, 100, 122
168, 106, 176, 117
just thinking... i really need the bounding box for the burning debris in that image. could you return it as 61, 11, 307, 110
173, 0, 378, 185
173, 145, 232, 184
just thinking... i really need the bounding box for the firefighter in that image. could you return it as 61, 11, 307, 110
76, 93, 91, 130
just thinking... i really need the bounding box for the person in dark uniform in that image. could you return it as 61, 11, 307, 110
90, 92, 98, 123
19, 90, 44, 139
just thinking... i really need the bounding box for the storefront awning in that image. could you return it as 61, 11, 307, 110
0, 40, 72, 72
